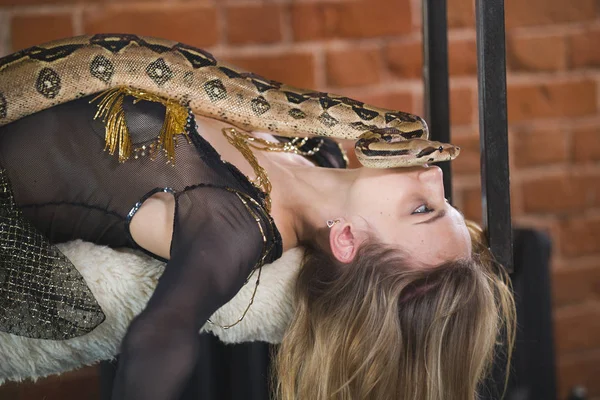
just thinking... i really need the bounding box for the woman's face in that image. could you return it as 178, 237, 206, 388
345, 165, 471, 267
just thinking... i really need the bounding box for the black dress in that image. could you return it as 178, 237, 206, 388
0, 94, 346, 399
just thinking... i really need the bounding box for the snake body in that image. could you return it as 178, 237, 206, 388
0, 34, 459, 168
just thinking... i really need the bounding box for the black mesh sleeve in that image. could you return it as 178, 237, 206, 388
111, 185, 265, 400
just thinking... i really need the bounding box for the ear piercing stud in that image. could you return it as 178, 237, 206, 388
326, 219, 340, 228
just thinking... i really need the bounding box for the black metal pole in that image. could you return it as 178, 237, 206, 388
422, 0, 452, 203
475, 0, 513, 272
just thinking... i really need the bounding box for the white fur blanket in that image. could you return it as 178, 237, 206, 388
0, 240, 302, 384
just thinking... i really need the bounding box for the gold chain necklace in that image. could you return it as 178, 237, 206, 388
221, 127, 273, 213
220, 128, 329, 213
242, 132, 325, 156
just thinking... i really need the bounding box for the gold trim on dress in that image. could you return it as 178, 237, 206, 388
91, 87, 189, 164
206, 189, 277, 330
221, 127, 273, 213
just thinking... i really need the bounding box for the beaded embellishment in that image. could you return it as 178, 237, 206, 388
91, 87, 191, 164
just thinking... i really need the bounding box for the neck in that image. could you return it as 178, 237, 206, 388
268, 162, 359, 249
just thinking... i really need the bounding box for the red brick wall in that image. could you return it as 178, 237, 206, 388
1, 0, 599, 398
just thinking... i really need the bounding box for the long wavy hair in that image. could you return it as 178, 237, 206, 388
274, 220, 515, 400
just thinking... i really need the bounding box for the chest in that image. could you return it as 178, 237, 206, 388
195, 116, 316, 184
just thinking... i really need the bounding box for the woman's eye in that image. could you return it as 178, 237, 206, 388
412, 204, 433, 214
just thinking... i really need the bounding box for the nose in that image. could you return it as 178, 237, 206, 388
418, 165, 446, 199
418, 165, 443, 183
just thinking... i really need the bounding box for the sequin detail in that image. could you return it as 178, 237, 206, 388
0, 169, 105, 339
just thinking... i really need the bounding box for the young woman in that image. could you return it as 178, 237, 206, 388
0, 34, 515, 400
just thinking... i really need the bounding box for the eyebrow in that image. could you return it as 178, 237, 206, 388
416, 209, 447, 225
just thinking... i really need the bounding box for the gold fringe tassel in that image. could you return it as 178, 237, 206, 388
91, 87, 189, 164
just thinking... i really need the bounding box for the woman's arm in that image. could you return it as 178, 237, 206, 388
112, 186, 266, 400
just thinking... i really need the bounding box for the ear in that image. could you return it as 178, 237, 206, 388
329, 222, 363, 264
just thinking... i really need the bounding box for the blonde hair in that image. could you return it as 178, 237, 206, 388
274, 220, 515, 400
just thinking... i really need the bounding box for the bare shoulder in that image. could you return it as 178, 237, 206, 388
129, 191, 175, 260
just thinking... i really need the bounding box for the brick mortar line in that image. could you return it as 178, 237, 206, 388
469, 83, 478, 126
506, 71, 600, 84
450, 175, 481, 188
72, 4, 84, 36
378, 43, 395, 84
596, 73, 600, 112
457, 70, 600, 86
447, 23, 600, 39
509, 146, 525, 216
447, 28, 477, 41
221, 0, 349, 3
554, 258, 600, 271
321, 80, 424, 96
449, 170, 480, 181
516, 208, 600, 228
212, 38, 394, 56
508, 115, 600, 131
215, 1, 227, 47
449, 121, 478, 131
382, 32, 423, 45
554, 301, 600, 317
569, 207, 600, 220
506, 29, 569, 40
1, 4, 77, 16
314, 47, 327, 89
450, 125, 479, 136
508, 19, 600, 37
565, 127, 575, 169
511, 214, 560, 226
510, 163, 600, 182
327, 80, 423, 93
510, 161, 600, 178
210, 44, 314, 58
74, 2, 217, 13
316, 38, 390, 53
409, 0, 421, 30
272, 34, 424, 50
178, 0, 218, 4
448, 76, 478, 88
221, 0, 336, 7
451, 186, 464, 206
554, 256, 600, 270
556, 345, 600, 364
279, 1, 293, 44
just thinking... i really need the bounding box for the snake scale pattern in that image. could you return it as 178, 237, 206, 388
0, 34, 460, 168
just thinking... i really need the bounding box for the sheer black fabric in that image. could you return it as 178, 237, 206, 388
0, 95, 281, 400
98, 122, 350, 400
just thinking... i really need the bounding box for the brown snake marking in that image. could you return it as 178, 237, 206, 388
0, 34, 460, 168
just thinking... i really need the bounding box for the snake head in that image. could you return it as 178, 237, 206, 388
355, 136, 460, 168
414, 139, 460, 163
